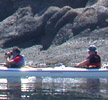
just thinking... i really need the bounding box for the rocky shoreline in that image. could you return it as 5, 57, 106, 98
22, 28, 108, 67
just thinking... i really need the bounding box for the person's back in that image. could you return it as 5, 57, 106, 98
16, 55, 25, 67
11, 54, 25, 68
87, 52, 101, 68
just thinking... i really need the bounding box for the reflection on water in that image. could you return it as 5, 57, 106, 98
0, 77, 108, 100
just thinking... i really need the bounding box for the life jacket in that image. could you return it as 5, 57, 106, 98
12, 55, 25, 68
87, 53, 101, 68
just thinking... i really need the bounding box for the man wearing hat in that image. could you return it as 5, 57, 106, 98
4, 47, 25, 68
76, 45, 101, 68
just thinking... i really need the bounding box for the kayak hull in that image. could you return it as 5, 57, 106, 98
0, 66, 108, 78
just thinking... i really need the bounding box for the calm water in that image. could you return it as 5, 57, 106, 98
0, 76, 108, 100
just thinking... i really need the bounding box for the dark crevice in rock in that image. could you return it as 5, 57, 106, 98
0, 0, 15, 21
86, 0, 98, 7
0, 0, 89, 21
2, 32, 42, 49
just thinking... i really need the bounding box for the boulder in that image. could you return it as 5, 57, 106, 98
97, 6, 108, 27
41, 6, 72, 49
72, 7, 98, 35
52, 24, 73, 46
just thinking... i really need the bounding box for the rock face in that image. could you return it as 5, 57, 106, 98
0, 0, 89, 49
0, 0, 108, 66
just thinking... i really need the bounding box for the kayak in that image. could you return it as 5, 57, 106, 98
0, 65, 108, 78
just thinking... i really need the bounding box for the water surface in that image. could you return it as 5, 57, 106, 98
0, 76, 108, 100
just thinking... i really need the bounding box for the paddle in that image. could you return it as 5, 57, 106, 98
0, 63, 7, 66
25, 62, 66, 68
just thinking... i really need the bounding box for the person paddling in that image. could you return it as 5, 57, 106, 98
76, 45, 101, 68
4, 47, 25, 68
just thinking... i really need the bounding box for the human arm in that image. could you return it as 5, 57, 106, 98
5, 56, 15, 66
76, 59, 89, 67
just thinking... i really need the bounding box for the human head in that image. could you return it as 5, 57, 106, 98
11, 47, 21, 55
88, 45, 97, 53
